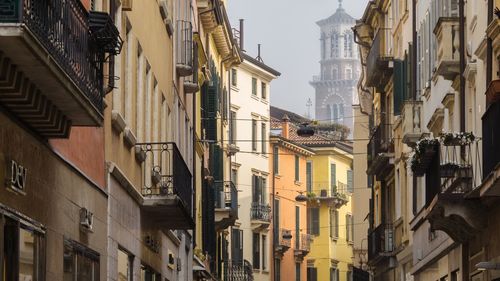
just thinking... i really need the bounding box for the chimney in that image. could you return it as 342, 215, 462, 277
239, 19, 244, 51
256, 44, 263, 62
282, 115, 290, 139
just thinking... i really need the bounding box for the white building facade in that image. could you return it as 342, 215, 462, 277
228, 53, 280, 281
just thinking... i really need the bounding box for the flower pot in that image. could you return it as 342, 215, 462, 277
440, 163, 459, 178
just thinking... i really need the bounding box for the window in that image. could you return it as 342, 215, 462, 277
295, 155, 300, 182
261, 82, 267, 99
396, 168, 401, 219
346, 214, 353, 242
252, 119, 258, 151
232, 229, 244, 262
295, 206, 300, 249
261, 123, 267, 154
306, 161, 313, 192
3, 217, 46, 281
140, 265, 160, 281
307, 267, 318, 281
231, 69, 237, 87
295, 263, 301, 281
262, 235, 267, 270
347, 170, 353, 193
252, 175, 267, 204
330, 268, 339, 281
330, 163, 336, 192
252, 77, 257, 96
331, 32, 339, 58
330, 209, 339, 239
344, 32, 353, 57
253, 233, 260, 269
230, 111, 237, 145
64, 239, 100, 281
118, 248, 132, 281
231, 169, 238, 185
308, 208, 320, 235
273, 146, 279, 174
345, 68, 353, 80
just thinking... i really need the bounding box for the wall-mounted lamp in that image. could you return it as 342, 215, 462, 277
476, 262, 500, 271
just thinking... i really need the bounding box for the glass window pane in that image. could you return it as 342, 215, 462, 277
77, 254, 94, 281
118, 249, 130, 281
19, 228, 34, 280
63, 243, 75, 281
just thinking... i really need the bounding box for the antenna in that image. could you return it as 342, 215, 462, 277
256, 44, 263, 62
306, 98, 313, 119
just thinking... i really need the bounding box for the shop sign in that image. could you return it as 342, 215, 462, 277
7, 160, 27, 194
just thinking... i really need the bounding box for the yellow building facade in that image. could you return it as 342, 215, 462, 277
305, 143, 354, 281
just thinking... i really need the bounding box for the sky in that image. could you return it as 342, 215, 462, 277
227, 0, 369, 117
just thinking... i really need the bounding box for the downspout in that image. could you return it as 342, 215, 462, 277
459, 0, 469, 279
487, 0, 493, 87
412, 0, 418, 215
271, 144, 276, 279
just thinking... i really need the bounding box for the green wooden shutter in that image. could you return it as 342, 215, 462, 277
393, 59, 405, 115
347, 170, 353, 193
212, 145, 223, 181
330, 163, 336, 192
407, 43, 413, 100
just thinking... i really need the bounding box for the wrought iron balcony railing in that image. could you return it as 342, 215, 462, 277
483, 84, 500, 178
1, 0, 121, 112
215, 180, 238, 215
365, 28, 393, 90
176, 20, 193, 76
223, 260, 254, 281
297, 233, 311, 252
367, 124, 394, 179
368, 224, 394, 261
135, 142, 193, 228
250, 202, 271, 222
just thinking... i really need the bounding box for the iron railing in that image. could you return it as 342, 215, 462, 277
176, 20, 193, 75
223, 260, 254, 281
250, 202, 271, 222
367, 125, 392, 169
368, 224, 393, 261
278, 229, 292, 248
215, 180, 238, 216
366, 28, 393, 87
1, 0, 121, 111
135, 142, 193, 216
296, 233, 311, 252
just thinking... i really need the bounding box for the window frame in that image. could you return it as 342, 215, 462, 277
64, 238, 100, 281
261, 82, 267, 100
261, 123, 267, 154
252, 233, 260, 269
295, 155, 300, 182
252, 119, 258, 152
231, 68, 237, 87
252, 77, 258, 96
273, 146, 279, 174
306, 161, 313, 192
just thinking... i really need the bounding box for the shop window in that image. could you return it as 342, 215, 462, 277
63, 239, 100, 281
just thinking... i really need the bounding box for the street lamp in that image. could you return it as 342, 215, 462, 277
476, 262, 500, 271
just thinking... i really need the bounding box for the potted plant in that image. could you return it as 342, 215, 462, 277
440, 162, 459, 178
440, 132, 476, 146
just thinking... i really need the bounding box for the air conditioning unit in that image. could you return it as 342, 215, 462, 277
79, 208, 94, 233
159, 0, 174, 36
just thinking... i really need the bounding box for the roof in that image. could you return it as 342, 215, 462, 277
270, 116, 353, 154
316, 1, 356, 26
242, 53, 281, 77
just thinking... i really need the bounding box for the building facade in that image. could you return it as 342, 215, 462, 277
302, 141, 354, 281
227, 45, 280, 281
355, 0, 500, 280
310, 0, 360, 135
269, 116, 314, 281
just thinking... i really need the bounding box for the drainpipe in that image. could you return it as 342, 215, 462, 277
487, 0, 493, 87
412, 0, 418, 216
271, 146, 276, 279
458, 0, 469, 279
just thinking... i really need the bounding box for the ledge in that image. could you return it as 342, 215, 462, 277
123, 127, 137, 147
111, 110, 126, 133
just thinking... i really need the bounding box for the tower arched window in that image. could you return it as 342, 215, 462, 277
321, 32, 326, 59
344, 31, 353, 57
345, 68, 352, 80
332, 67, 338, 80
331, 32, 339, 58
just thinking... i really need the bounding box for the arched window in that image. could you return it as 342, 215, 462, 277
344, 31, 353, 57
345, 68, 352, 80
332, 67, 338, 80
331, 32, 339, 58
320, 32, 326, 59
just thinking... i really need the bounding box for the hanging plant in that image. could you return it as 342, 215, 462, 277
439, 162, 460, 178
440, 132, 476, 146
410, 138, 439, 175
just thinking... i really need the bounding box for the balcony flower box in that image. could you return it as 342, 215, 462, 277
440, 132, 476, 146
486, 79, 500, 105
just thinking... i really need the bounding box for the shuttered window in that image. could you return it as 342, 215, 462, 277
308, 208, 320, 235
330, 163, 336, 192
307, 267, 318, 281
253, 233, 260, 269
347, 170, 353, 193
295, 155, 300, 182
252, 119, 257, 151
306, 161, 313, 192
261, 123, 267, 153
273, 146, 279, 174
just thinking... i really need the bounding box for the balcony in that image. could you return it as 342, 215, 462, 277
365, 28, 393, 92
274, 229, 292, 258
433, 17, 460, 80
416, 139, 486, 242
214, 180, 238, 231
223, 260, 253, 281
367, 125, 394, 180
136, 142, 194, 229
368, 224, 394, 264
480, 92, 500, 197
401, 101, 426, 146
198, 0, 223, 32
0, 0, 121, 137
176, 20, 193, 77
250, 202, 271, 230
314, 182, 349, 208
294, 234, 311, 262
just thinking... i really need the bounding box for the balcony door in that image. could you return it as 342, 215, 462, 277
231, 229, 243, 263
252, 175, 266, 204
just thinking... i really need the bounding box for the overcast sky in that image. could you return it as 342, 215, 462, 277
227, 0, 369, 117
